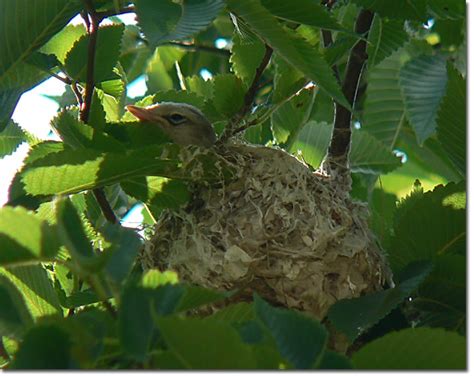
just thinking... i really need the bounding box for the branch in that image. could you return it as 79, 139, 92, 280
219, 44, 273, 141
321, 0, 341, 83
80, 0, 119, 224
327, 9, 374, 166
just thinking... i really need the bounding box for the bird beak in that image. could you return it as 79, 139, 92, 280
126, 105, 157, 122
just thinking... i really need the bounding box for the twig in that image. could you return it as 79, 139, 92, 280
219, 44, 273, 141
80, 0, 119, 224
166, 41, 231, 57
71, 82, 84, 107
327, 9, 374, 165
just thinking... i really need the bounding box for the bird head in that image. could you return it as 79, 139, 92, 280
126, 102, 217, 147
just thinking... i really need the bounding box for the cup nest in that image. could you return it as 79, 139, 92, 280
141, 142, 392, 319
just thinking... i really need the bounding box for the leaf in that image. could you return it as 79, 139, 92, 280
0, 274, 33, 338
271, 55, 305, 103
428, 0, 466, 19
20, 146, 181, 196
328, 261, 432, 342
39, 24, 86, 65
10, 324, 73, 369
399, 54, 448, 144
437, 64, 466, 176
352, 327, 466, 369
261, 0, 348, 32
146, 46, 185, 92
318, 351, 352, 369
367, 16, 408, 67
413, 254, 465, 333
211, 302, 255, 322
121, 177, 190, 218
175, 285, 230, 313
103, 121, 170, 149
0, 206, 59, 266
352, 0, 427, 21
212, 74, 245, 117
349, 130, 402, 174
363, 50, 405, 146
227, 0, 350, 109
369, 188, 398, 249
135, 0, 225, 47
0, 0, 80, 82
0, 120, 26, 157
389, 182, 465, 272
64, 24, 125, 83
254, 295, 327, 369
230, 32, 266, 88
0, 265, 62, 319
155, 316, 256, 368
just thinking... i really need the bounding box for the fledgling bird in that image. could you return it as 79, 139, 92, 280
126, 102, 217, 147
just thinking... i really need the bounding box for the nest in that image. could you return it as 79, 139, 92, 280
141, 142, 392, 320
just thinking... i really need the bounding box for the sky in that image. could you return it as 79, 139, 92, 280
0, 13, 147, 227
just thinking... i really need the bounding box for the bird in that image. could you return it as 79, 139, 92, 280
126, 102, 217, 147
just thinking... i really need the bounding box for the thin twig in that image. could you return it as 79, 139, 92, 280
321, 0, 341, 83
80, 0, 119, 224
219, 44, 273, 141
71, 82, 84, 107
327, 9, 374, 165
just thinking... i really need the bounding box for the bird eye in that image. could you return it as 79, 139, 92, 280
167, 113, 186, 125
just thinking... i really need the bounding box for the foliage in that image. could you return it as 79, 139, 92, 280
0, 0, 466, 370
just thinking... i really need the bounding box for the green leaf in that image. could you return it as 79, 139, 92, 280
254, 295, 327, 369
20, 146, 181, 196
175, 285, 230, 313
319, 350, 352, 369
155, 316, 256, 368
64, 24, 125, 83
39, 24, 86, 65
0, 274, 33, 338
0, 265, 62, 319
369, 188, 398, 249
271, 55, 305, 103
135, 0, 225, 47
367, 16, 408, 67
146, 46, 185, 92
212, 302, 255, 322
349, 130, 402, 174
0, 0, 80, 82
212, 74, 245, 117
389, 182, 465, 272
428, 0, 466, 19
0, 120, 26, 157
328, 261, 432, 342
363, 49, 405, 147
437, 64, 466, 176
0, 206, 59, 266
352, 327, 466, 369
230, 32, 266, 88
141, 269, 179, 288
413, 254, 465, 333
122, 177, 190, 218
104, 121, 170, 149
352, 0, 427, 21
227, 0, 350, 109
10, 324, 73, 369
399, 54, 448, 144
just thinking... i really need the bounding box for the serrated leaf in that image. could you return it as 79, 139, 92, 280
363, 50, 405, 147
135, 0, 225, 47
103, 121, 170, 148
0, 206, 59, 266
437, 64, 466, 176
352, 0, 427, 21
175, 285, 229, 313
39, 24, 86, 65
211, 302, 255, 322
65, 24, 125, 83
400, 54, 448, 145
227, 0, 349, 109
155, 316, 256, 368
0, 274, 33, 338
212, 74, 245, 117
389, 182, 466, 272
230, 32, 266, 87
146, 46, 186, 92
367, 16, 408, 67
428, 0, 466, 19
349, 130, 402, 174
261, 0, 348, 33
10, 324, 73, 369
0, 0, 80, 82
0, 265, 62, 319
328, 261, 432, 342
254, 295, 327, 369
352, 327, 466, 369
0, 120, 26, 157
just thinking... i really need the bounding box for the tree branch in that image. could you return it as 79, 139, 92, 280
327, 9, 374, 165
80, 0, 119, 224
219, 44, 273, 142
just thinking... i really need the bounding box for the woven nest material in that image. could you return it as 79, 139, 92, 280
141, 143, 393, 319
